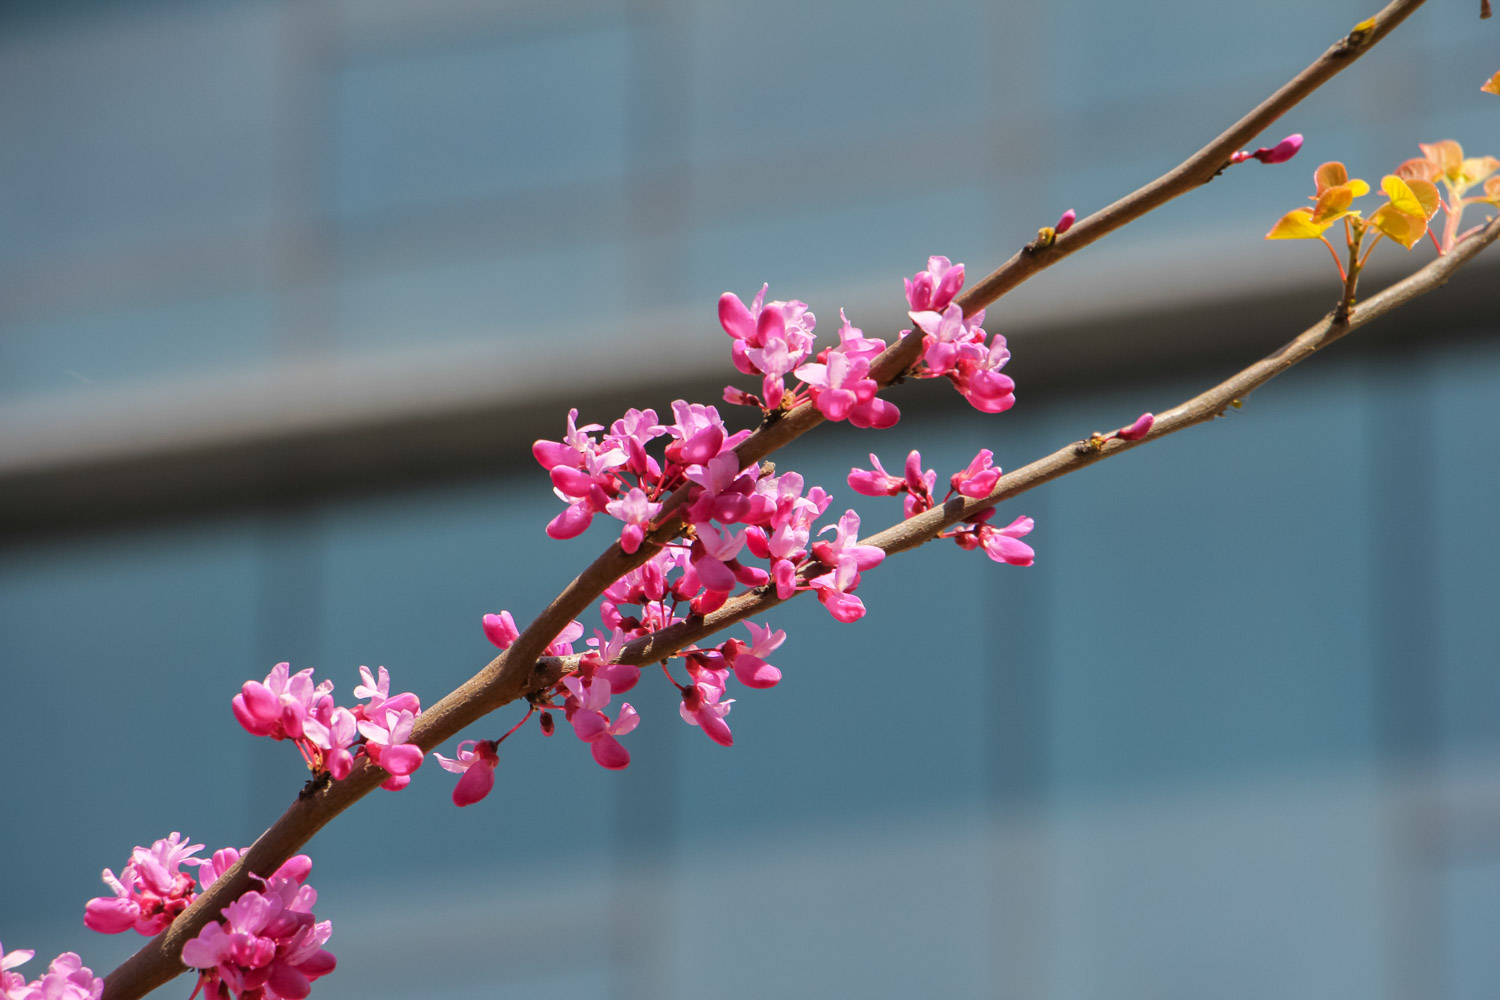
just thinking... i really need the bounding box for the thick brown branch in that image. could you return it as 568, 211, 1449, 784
99, 7, 1430, 998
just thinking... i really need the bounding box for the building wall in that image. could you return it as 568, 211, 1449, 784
2, 2, 1499, 998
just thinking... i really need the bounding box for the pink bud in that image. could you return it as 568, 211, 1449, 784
1054, 208, 1076, 234
1115, 412, 1155, 441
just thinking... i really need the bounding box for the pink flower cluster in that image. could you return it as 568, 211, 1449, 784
83, 832, 204, 935
436, 257, 1029, 797
180, 851, 334, 1000
1, 944, 102, 1000
77, 837, 335, 1000
719, 289, 900, 429
902, 257, 1017, 414
232, 663, 422, 790
850, 449, 1035, 566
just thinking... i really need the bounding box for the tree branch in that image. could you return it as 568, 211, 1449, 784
98, 5, 1433, 997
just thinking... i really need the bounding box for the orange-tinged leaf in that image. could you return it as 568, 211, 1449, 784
1369, 204, 1427, 249
1482, 70, 1500, 94
1484, 176, 1500, 203
1266, 207, 1332, 240
1395, 157, 1441, 183
1404, 178, 1441, 220
1314, 161, 1349, 196
1462, 156, 1500, 186
1308, 180, 1368, 225
1419, 140, 1464, 181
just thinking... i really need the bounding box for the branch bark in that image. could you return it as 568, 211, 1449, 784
99, 3, 1435, 997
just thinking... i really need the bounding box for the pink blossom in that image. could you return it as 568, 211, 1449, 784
532, 407, 603, 472
231, 663, 329, 742
2, 939, 35, 999
848, 453, 906, 497
181, 861, 334, 1000
904, 256, 966, 313
563, 676, 640, 769
546, 619, 586, 656
357, 707, 423, 788
808, 511, 884, 623
605, 487, 663, 553
1114, 412, 1155, 441
950, 449, 1001, 499
1230, 133, 1303, 165
483, 611, 520, 650
1055, 208, 1077, 234
956, 512, 1036, 566
84, 832, 205, 936
433, 740, 500, 806
793, 349, 900, 429
722, 622, 786, 689
2, 952, 102, 1000
679, 677, 734, 746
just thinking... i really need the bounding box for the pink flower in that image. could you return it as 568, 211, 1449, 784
956, 512, 1036, 566
950, 449, 1001, 499
483, 611, 520, 650
904, 256, 965, 313
231, 663, 329, 742
1230, 133, 1303, 165
847, 453, 906, 497
357, 707, 423, 789
1113, 412, 1155, 441
563, 676, 640, 769
433, 740, 500, 806
84, 833, 205, 936
181, 860, 334, 1000
793, 349, 900, 429
605, 487, 663, 554
679, 677, 734, 747
722, 622, 786, 689
2, 940, 35, 999
2, 952, 102, 1000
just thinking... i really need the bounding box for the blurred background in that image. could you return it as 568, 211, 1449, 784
3, 1, 1499, 998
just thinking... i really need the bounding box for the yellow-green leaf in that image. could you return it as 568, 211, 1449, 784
1369, 204, 1426, 249
1406, 178, 1441, 219
1266, 208, 1332, 240
1381, 175, 1427, 218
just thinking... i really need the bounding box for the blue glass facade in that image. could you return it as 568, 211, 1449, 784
2, 1, 1498, 997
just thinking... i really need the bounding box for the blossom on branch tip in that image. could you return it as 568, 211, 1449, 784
1230, 133, 1303, 165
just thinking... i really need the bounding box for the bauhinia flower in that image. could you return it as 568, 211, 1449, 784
0, 950, 102, 1000
433, 740, 500, 806
181, 858, 334, 1000
83, 832, 205, 935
